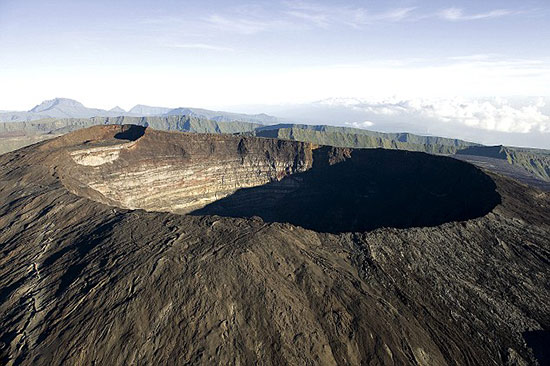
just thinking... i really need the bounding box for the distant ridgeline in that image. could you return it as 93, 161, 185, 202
1, 115, 549, 182
251, 124, 478, 154
0, 116, 261, 136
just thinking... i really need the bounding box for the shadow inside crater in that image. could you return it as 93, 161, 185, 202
191, 148, 501, 233
523, 330, 550, 365
114, 125, 146, 141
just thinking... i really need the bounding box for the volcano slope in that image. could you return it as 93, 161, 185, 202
0, 125, 549, 366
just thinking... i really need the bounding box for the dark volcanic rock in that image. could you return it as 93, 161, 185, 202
0, 125, 549, 365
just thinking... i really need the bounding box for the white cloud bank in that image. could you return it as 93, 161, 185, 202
327, 97, 550, 134
347, 120, 375, 129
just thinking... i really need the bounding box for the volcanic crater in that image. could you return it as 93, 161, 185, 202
59, 125, 500, 233
1, 124, 549, 366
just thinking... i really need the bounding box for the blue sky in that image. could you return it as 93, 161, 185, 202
0, 0, 549, 111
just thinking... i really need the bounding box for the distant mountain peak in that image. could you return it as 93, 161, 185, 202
29, 98, 85, 113
128, 104, 172, 116
1, 98, 279, 125
109, 106, 126, 113
130, 104, 148, 109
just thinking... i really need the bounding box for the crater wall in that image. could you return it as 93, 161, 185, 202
57, 125, 501, 232
59, 126, 314, 213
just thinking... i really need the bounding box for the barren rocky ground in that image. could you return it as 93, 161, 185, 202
0, 125, 549, 365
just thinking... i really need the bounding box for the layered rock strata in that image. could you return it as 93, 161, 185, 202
58, 125, 313, 213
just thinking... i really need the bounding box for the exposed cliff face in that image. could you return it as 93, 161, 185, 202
57, 125, 313, 213
0, 125, 549, 366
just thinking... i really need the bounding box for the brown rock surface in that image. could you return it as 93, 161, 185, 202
0, 125, 549, 365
